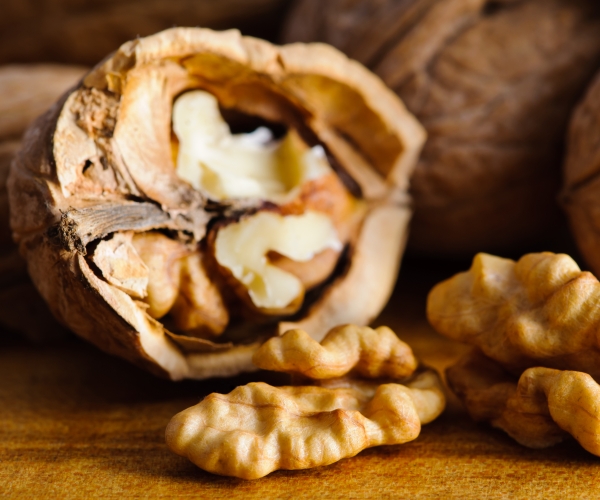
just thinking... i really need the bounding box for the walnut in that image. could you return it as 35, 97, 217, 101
284, 0, 600, 257
427, 251, 600, 378
447, 349, 600, 455
253, 324, 417, 380
166, 325, 445, 479
429, 251, 600, 454
563, 71, 600, 277
9, 28, 425, 379
0, 64, 85, 341
0, 0, 290, 66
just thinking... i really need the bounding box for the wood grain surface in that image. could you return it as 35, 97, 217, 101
1, 259, 599, 499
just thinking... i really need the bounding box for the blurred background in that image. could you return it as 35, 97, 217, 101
0, 0, 293, 65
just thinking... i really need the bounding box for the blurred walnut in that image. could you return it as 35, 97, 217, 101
427, 252, 600, 378
563, 71, 600, 277
0, 0, 291, 66
166, 325, 445, 479
284, 0, 600, 256
9, 29, 424, 379
448, 349, 600, 455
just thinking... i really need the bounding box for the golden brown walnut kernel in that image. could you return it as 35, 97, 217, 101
166, 376, 441, 480
284, 0, 600, 257
9, 28, 424, 379
447, 349, 600, 455
131, 232, 187, 319
166, 325, 445, 479
253, 324, 417, 380
427, 252, 600, 379
168, 253, 229, 338
130, 232, 229, 338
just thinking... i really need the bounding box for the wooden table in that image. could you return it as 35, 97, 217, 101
2, 259, 599, 498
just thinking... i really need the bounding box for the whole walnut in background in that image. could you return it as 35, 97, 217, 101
563, 72, 600, 277
284, 0, 600, 257
0, 0, 290, 65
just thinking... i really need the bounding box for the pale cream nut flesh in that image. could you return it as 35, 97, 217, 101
173, 90, 332, 202
215, 211, 341, 310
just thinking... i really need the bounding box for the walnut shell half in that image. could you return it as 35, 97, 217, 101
9, 28, 425, 380
284, 0, 600, 257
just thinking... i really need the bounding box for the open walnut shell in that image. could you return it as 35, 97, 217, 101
9, 28, 425, 380
448, 349, 600, 455
284, 0, 600, 257
563, 71, 600, 276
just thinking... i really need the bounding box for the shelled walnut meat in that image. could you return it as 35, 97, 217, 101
428, 251, 600, 456
166, 325, 445, 479
563, 71, 600, 277
427, 251, 600, 379
9, 28, 425, 380
447, 349, 600, 455
284, 0, 600, 256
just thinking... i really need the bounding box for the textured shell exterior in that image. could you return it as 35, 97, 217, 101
563, 71, 600, 277
284, 0, 600, 257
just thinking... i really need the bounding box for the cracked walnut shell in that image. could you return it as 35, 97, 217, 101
447, 349, 600, 455
166, 325, 445, 479
8, 28, 425, 380
284, 0, 600, 256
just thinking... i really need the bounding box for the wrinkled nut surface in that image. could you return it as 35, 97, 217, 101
284, 0, 600, 256
166, 325, 445, 479
214, 211, 341, 311
427, 251, 600, 379
9, 28, 424, 379
448, 349, 600, 455
166, 379, 435, 480
563, 70, 600, 277
253, 324, 418, 380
